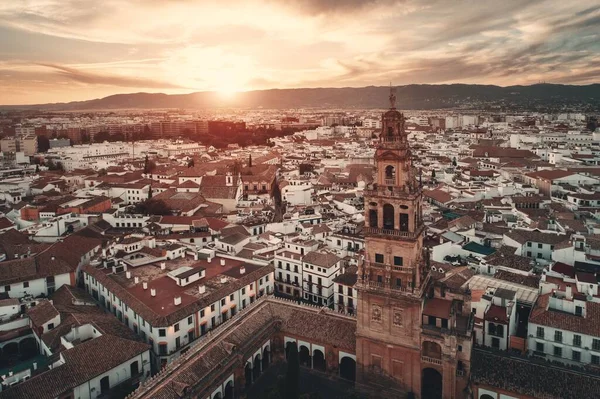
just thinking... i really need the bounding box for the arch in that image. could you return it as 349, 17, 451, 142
285, 341, 294, 360
244, 362, 252, 387
253, 354, 261, 381
339, 357, 356, 381
422, 341, 442, 359
299, 345, 310, 367
387, 126, 394, 137
224, 381, 234, 399
100, 375, 110, 395
385, 165, 396, 180
130, 360, 139, 376
383, 204, 395, 230
213, 392, 222, 399
369, 209, 378, 228
312, 349, 326, 371
262, 347, 270, 370
2, 342, 18, 357
19, 337, 38, 359
421, 368, 442, 399
480, 395, 495, 399
399, 212, 409, 232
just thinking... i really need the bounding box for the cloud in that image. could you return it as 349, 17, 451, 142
37, 63, 185, 89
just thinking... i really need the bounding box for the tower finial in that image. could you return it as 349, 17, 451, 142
389, 85, 396, 109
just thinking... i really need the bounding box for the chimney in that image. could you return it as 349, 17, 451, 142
199, 285, 206, 294
240, 266, 246, 275
220, 259, 226, 267
220, 277, 227, 284
126, 271, 132, 279
566, 285, 573, 300
134, 276, 139, 284
143, 282, 148, 290
207, 257, 212, 263
151, 288, 156, 297
174, 296, 182, 306
160, 262, 166, 270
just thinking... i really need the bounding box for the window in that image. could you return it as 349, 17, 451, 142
536, 342, 544, 352
575, 306, 583, 316
4, 285, 10, 292
47, 323, 54, 330
393, 256, 403, 266
537, 253, 543, 259
592, 355, 600, 365
573, 335, 582, 347
572, 350, 581, 362
538, 243, 543, 249
553, 346, 562, 358
377, 275, 383, 283
175, 337, 181, 349
527, 242, 532, 247
159, 329, 166, 337
554, 331, 562, 343
200, 309, 205, 318
592, 339, 600, 351
395, 278, 402, 288
174, 323, 180, 332
23, 282, 29, 288
491, 337, 500, 349
211, 304, 215, 312
221, 299, 226, 306
536, 327, 544, 338
527, 251, 532, 257
229, 294, 234, 301
159, 344, 168, 356
188, 316, 193, 325
375, 253, 384, 264
458, 345, 462, 352
242, 288, 246, 295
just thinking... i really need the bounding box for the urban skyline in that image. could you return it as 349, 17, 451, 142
0, 0, 599, 104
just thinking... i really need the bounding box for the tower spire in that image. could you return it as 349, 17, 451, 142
389, 84, 397, 109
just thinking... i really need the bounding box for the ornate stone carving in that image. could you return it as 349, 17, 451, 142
372, 305, 382, 323
393, 308, 403, 327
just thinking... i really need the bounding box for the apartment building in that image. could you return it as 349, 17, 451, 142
82, 249, 274, 370
302, 250, 343, 306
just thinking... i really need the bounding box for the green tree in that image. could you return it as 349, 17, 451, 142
452, 157, 457, 167
285, 342, 300, 399
248, 153, 252, 167
431, 169, 436, 181
147, 185, 153, 199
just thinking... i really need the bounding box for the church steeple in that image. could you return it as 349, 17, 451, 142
355, 87, 430, 393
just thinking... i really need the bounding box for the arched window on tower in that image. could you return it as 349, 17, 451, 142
385, 165, 395, 184
387, 126, 394, 137
399, 213, 409, 232
383, 204, 394, 230
369, 209, 378, 228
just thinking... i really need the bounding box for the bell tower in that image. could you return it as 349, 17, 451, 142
356, 87, 430, 395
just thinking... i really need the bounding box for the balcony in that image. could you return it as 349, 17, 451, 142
384, 179, 396, 186
363, 260, 414, 273
364, 184, 420, 198
365, 224, 424, 240
421, 356, 442, 366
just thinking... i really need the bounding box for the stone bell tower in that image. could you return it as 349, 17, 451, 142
355, 87, 430, 396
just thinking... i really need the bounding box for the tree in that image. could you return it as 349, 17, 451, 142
187, 158, 194, 168
452, 157, 457, 167
144, 155, 156, 174
431, 169, 436, 181
284, 342, 299, 399
148, 185, 153, 199
94, 131, 111, 143
248, 154, 252, 167
135, 199, 170, 215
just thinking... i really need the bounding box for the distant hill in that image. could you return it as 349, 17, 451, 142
2, 84, 600, 111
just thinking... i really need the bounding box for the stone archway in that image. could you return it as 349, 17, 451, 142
299, 345, 310, 367
312, 349, 326, 371
422, 368, 442, 399
262, 347, 270, 370
480, 395, 495, 399
213, 392, 222, 399
245, 362, 252, 387
224, 381, 234, 399
339, 357, 356, 381
422, 341, 442, 359
253, 354, 261, 381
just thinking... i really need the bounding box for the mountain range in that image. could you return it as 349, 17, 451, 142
2, 84, 599, 111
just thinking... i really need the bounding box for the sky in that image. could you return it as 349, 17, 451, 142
0, 0, 599, 105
